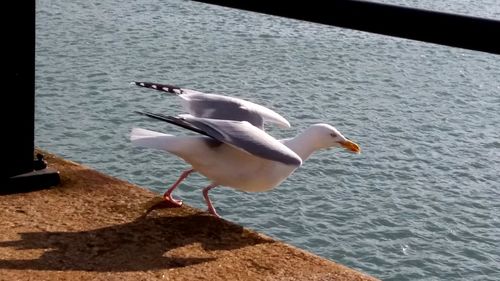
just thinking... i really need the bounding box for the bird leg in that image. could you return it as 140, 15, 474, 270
202, 183, 219, 217
162, 169, 194, 207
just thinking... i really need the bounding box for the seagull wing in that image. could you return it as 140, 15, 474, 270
132, 82, 290, 129
136, 111, 301, 166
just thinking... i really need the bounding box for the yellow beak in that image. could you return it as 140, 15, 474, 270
339, 140, 361, 154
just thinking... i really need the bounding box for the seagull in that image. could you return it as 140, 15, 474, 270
131, 81, 290, 129
131, 113, 360, 218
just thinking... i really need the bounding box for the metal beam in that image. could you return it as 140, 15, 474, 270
192, 0, 500, 55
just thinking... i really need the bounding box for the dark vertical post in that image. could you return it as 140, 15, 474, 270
7, 0, 36, 178
2, 0, 60, 193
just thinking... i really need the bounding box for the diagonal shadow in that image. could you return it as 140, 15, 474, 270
0, 213, 269, 272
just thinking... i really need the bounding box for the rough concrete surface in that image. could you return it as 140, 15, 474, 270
0, 150, 378, 281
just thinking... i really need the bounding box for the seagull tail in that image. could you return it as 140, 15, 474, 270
130, 128, 176, 151
131, 81, 183, 95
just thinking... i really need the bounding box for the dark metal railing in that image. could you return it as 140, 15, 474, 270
192, 0, 500, 55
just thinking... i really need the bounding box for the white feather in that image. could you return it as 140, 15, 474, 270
130, 128, 175, 151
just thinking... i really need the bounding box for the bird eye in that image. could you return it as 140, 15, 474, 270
330, 133, 337, 138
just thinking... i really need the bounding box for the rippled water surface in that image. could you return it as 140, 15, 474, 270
35, 1, 500, 280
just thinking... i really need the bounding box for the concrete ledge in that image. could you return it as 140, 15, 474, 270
0, 149, 378, 281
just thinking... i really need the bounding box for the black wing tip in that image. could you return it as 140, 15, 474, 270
135, 111, 213, 138
134, 111, 176, 121
134, 110, 163, 119
131, 81, 183, 95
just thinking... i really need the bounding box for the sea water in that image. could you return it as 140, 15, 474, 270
35, 0, 500, 280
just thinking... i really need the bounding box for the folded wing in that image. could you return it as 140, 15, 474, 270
135, 111, 302, 166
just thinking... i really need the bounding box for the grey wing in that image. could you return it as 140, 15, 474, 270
181, 115, 302, 166
134, 112, 299, 165
132, 82, 290, 129
186, 96, 265, 129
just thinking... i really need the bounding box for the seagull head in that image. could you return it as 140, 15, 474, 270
307, 124, 361, 153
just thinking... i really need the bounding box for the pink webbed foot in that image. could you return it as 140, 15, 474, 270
203, 183, 220, 218
160, 169, 194, 208
142, 197, 180, 217
162, 194, 183, 208
206, 206, 220, 218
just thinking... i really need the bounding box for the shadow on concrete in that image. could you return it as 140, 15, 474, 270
0, 213, 270, 272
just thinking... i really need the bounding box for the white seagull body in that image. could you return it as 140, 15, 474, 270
131, 127, 295, 192
131, 82, 360, 217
